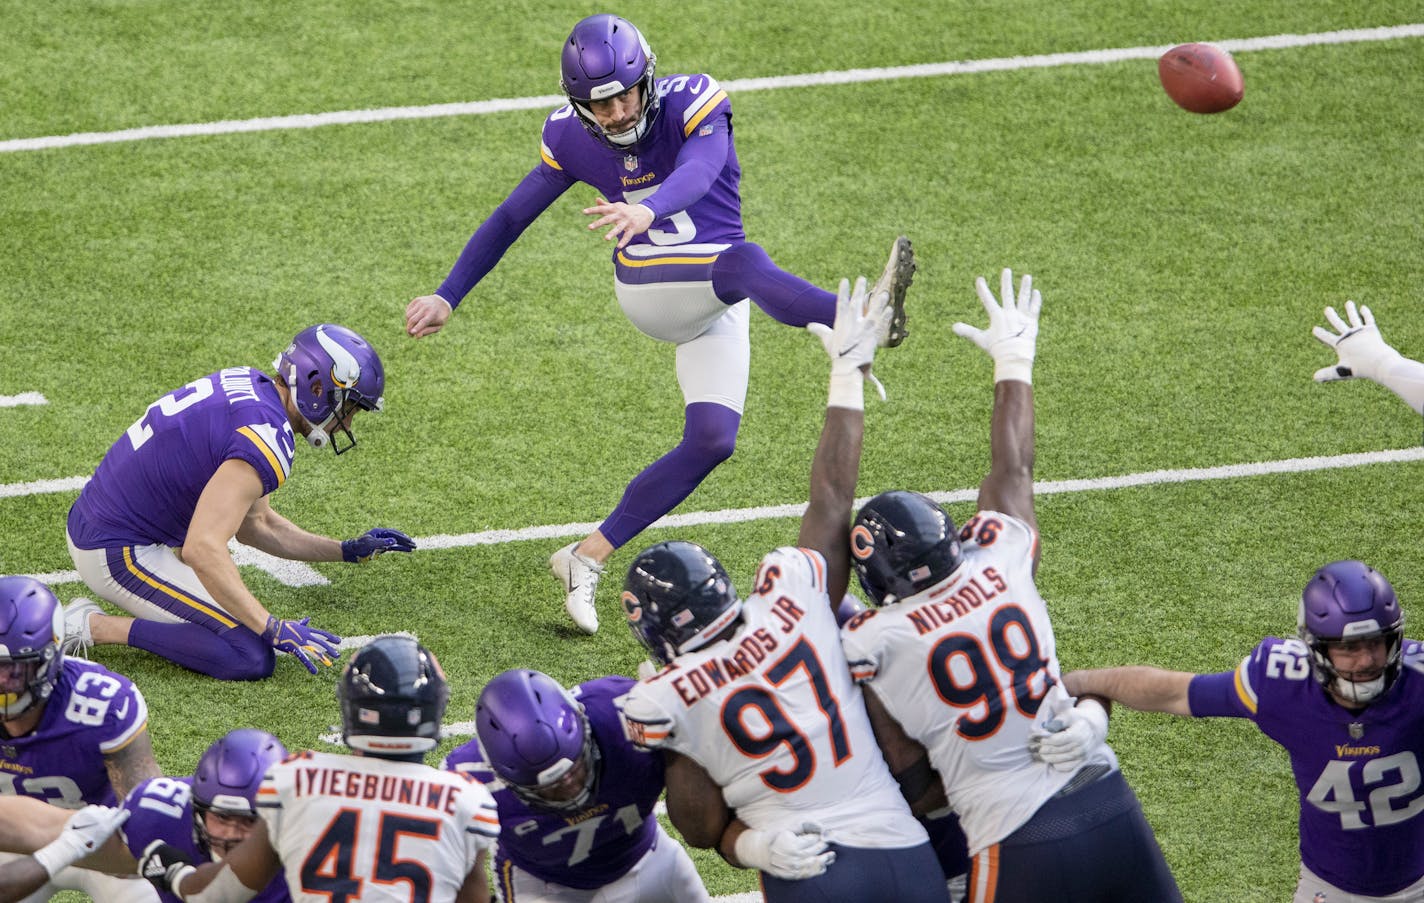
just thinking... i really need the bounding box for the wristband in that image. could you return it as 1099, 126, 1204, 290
32, 842, 74, 879
994, 356, 1034, 385
827, 368, 865, 411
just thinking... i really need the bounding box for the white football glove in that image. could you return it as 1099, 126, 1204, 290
952, 268, 1042, 384
1029, 698, 1108, 772
808, 276, 891, 405
1312, 301, 1401, 383
32, 805, 130, 878
734, 825, 836, 880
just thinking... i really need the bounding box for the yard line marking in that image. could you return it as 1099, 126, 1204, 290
2, 24, 1421, 154
0, 393, 47, 407
9, 448, 1424, 561
410, 447, 1424, 547
0, 476, 87, 498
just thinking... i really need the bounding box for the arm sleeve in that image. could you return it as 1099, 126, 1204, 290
1374, 353, 1424, 415
637, 115, 729, 220
1186, 667, 1255, 719
436, 164, 574, 307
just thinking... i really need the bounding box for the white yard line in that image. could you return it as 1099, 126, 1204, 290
2, 25, 1421, 154
13, 446, 1424, 586
0, 393, 47, 407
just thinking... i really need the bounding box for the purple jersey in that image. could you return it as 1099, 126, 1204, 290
1188, 637, 1424, 896
437, 74, 744, 306
121, 775, 291, 903
0, 658, 147, 807
68, 368, 296, 550
444, 675, 663, 891
541, 73, 743, 247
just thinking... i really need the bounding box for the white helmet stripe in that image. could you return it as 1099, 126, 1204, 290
315, 325, 361, 388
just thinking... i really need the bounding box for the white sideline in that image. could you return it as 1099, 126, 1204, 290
2, 24, 1421, 154
14, 446, 1424, 587
0, 393, 47, 407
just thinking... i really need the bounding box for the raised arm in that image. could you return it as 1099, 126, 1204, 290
797, 277, 892, 602
1313, 300, 1424, 415
953, 269, 1043, 539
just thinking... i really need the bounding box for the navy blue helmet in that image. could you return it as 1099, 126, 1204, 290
850, 491, 963, 606
622, 541, 741, 666
339, 636, 449, 757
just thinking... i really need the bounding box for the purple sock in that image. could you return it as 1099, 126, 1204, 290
711, 242, 834, 328
600, 402, 742, 549
128, 620, 275, 680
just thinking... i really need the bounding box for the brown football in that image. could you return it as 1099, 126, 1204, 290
1158, 43, 1244, 114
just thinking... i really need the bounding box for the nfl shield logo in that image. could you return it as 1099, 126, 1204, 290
624, 155, 638, 172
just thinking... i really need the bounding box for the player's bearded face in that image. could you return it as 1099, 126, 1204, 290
589, 85, 643, 137
204, 811, 258, 858
1326, 636, 1387, 682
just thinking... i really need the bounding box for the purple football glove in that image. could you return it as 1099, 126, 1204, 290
262, 615, 341, 674
342, 528, 416, 563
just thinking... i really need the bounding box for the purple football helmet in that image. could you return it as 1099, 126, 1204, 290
851, 490, 963, 606
0, 577, 65, 719
1298, 560, 1405, 706
191, 728, 288, 858
559, 14, 659, 150
273, 324, 385, 454
475, 670, 600, 812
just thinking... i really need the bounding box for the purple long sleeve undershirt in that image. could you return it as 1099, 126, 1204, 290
436, 165, 573, 306
637, 118, 729, 221
435, 115, 731, 308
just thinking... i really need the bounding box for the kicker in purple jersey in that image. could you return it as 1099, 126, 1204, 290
438, 74, 742, 306
1188, 637, 1424, 897
121, 776, 291, 903
0, 659, 147, 807
68, 367, 296, 550
445, 676, 663, 891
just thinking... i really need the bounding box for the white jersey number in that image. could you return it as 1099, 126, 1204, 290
540, 804, 643, 867
623, 185, 697, 246
126, 376, 216, 451
1307, 752, 1424, 829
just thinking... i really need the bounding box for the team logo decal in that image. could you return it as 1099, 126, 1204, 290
621, 591, 643, 622
850, 525, 876, 560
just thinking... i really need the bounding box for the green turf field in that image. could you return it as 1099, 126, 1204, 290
3, 2, 1423, 899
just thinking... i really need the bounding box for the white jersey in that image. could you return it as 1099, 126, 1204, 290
840, 511, 1116, 855
620, 546, 927, 850
257, 750, 500, 902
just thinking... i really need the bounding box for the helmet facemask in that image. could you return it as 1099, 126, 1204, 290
274, 324, 385, 455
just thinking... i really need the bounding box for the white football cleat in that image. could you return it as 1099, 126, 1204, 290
871, 235, 916, 347
550, 542, 604, 635
62, 598, 101, 658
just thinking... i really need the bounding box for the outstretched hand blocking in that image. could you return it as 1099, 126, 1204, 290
1313, 300, 1400, 383
263, 615, 342, 675
808, 276, 894, 403
953, 268, 1043, 384
342, 528, 417, 563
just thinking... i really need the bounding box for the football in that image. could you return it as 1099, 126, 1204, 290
1158, 43, 1244, 113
